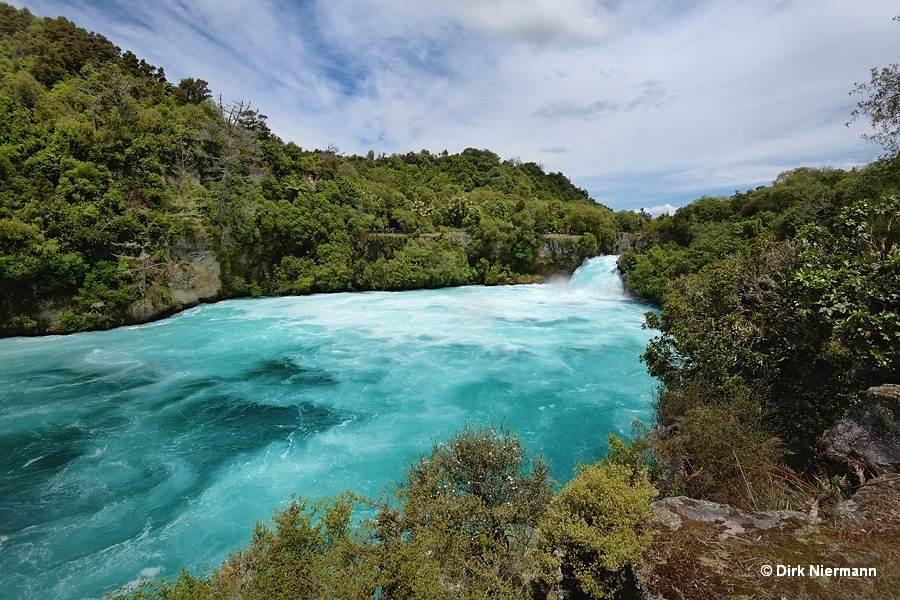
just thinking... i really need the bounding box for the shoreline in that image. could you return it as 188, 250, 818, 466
0, 255, 610, 340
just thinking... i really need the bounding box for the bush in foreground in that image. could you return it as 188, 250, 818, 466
111, 424, 656, 600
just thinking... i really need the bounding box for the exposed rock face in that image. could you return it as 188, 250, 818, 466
35, 298, 62, 330
537, 236, 582, 274
127, 296, 160, 322
819, 384, 900, 484
617, 232, 634, 254
649, 496, 819, 542
167, 248, 222, 305
635, 498, 822, 599
443, 232, 472, 245
124, 248, 222, 324
616, 232, 649, 254
633, 391, 900, 598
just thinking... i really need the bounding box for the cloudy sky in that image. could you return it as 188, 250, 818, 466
11, 0, 898, 212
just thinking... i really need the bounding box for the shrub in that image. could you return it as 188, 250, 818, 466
372, 423, 554, 599
533, 463, 655, 599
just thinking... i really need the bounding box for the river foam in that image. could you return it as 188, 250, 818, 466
0, 255, 656, 599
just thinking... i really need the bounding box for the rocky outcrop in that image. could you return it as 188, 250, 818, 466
35, 298, 63, 330
819, 384, 900, 485
126, 248, 222, 323
629, 388, 900, 598
648, 496, 819, 541
634, 497, 822, 599
616, 232, 649, 254
166, 248, 222, 306
537, 236, 582, 274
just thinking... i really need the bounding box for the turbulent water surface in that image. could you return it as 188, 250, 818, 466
0, 256, 657, 599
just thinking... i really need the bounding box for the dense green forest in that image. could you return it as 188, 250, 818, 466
618, 159, 900, 505
0, 3, 626, 337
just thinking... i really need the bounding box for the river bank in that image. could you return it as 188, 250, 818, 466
3, 234, 596, 338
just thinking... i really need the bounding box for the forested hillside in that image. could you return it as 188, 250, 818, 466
0, 4, 623, 337
618, 159, 900, 504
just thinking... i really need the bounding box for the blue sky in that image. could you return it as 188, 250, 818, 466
11, 0, 898, 213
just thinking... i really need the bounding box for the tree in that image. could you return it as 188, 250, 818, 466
848, 17, 900, 155
176, 77, 211, 105
78, 63, 139, 135
564, 204, 617, 252
577, 231, 599, 257
207, 97, 264, 228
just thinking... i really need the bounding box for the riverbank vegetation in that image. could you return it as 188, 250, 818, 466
618, 158, 900, 507
618, 44, 900, 503
0, 3, 626, 336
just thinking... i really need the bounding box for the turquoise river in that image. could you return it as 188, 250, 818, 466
0, 255, 657, 599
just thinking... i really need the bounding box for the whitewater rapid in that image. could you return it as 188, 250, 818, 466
0, 255, 656, 599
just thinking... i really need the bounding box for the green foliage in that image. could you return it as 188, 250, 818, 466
652, 382, 795, 510
532, 463, 655, 599
565, 204, 616, 252
175, 78, 210, 105
638, 194, 900, 459
359, 237, 472, 291
0, 4, 616, 335
792, 196, 900, 377
576, 231, 599, 257
619, 155, 900, 507
613, 209, 647, 233
373, 423, 554, 599
220, 494, 372, 599
618, 246, 704, 303
117, 494, 374, 600
602, 421, 658, 481
269, 255, 314, 295
110, 424, 664, 600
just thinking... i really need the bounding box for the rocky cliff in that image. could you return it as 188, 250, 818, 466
536, 235, 584, 275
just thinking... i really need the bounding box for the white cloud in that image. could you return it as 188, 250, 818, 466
635, 204, 677, 217
437, 0, 616, 47
531, 80, 670, 122
539, 146, 572, 154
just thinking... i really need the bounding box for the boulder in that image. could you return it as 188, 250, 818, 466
819, 384, 900, 484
